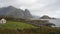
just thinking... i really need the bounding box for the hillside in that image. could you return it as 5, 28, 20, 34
0, 21, 36, 29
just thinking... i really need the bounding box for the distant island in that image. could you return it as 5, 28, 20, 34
40, 15, 56, 19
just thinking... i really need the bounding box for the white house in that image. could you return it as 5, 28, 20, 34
0, 18, 6, 24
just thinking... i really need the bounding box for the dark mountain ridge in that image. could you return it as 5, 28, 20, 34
0, 6, 32, 19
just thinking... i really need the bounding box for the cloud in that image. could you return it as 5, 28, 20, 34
0, 0, 60, 18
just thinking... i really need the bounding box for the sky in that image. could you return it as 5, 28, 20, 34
0, 0, 60, 18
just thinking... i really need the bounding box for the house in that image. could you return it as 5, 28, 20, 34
0, 18, 6, 24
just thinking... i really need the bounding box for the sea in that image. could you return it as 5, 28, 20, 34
41, 19, 60, 27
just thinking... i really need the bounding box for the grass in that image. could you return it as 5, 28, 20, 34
0, 21, 36, 29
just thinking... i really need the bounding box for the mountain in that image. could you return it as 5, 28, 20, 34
0, 6, 32, 19
24, 9, 32, 18
40, 15, 55, 19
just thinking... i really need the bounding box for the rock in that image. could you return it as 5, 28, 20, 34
24, 9, 32, 19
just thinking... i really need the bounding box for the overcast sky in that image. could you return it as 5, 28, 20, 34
0, 0, 60, 18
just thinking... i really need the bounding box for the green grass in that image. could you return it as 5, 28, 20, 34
0, 21, 36, 29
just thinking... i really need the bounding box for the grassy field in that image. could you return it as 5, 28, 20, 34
0, 21, 36, 29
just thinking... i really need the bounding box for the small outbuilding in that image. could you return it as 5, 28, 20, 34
0, 18, 6, 24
